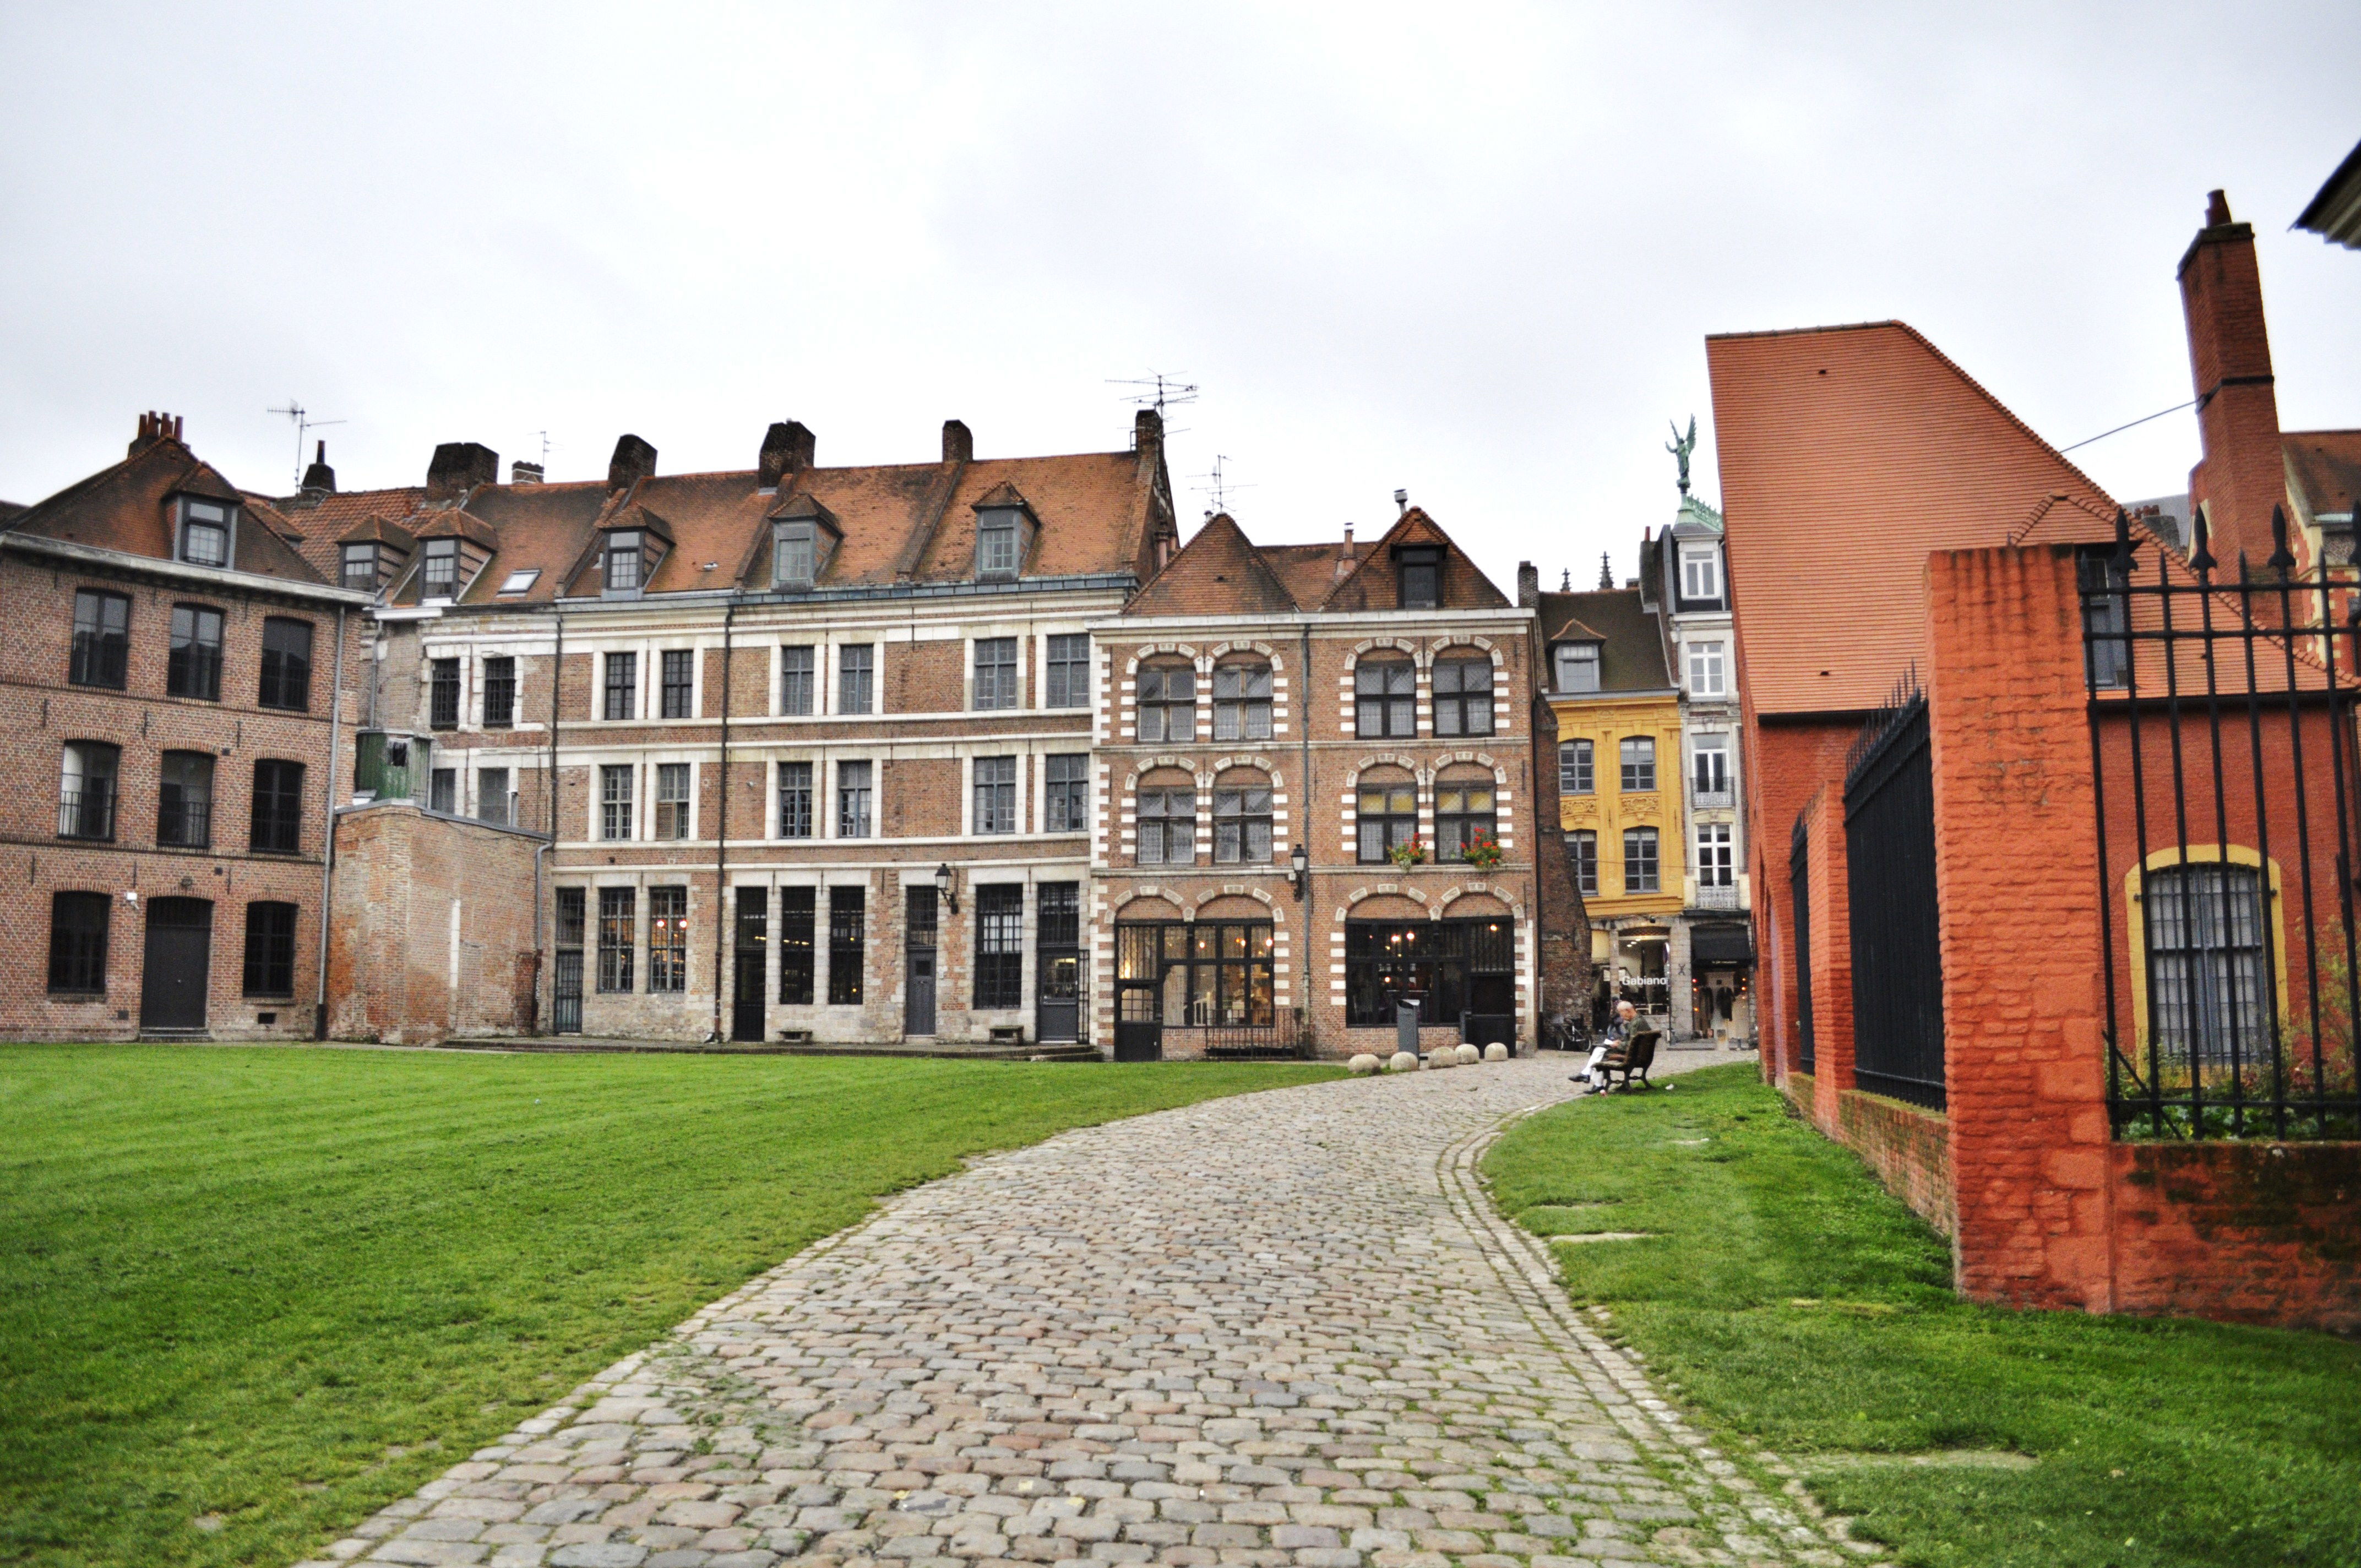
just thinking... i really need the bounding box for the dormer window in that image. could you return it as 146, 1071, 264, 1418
178, 499, 231, 568
421, 539, 459, 600
1397, 546, 1440, 609
774, 520, 817, 590
604, 530, 643, 595
341, 543, 378, 592
977, 508, 1022, 580
1680, 545, 1721, 604
1555, 643, 1601, 694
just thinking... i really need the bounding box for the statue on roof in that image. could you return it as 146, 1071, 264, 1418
1667, 416, 1697, 496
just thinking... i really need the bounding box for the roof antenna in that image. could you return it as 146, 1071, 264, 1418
1108, 372, 1199, 413
1561, 569, 1571, 591
266, 399, 344, 484
1193, 454, 1252, 519
1598, 552, 1613, 590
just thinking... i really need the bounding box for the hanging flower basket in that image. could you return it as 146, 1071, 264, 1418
1389, 836, 1428, 870
1460, 832, 1505, 871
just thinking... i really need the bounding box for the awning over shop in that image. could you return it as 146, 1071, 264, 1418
1691, 924, 1754, 965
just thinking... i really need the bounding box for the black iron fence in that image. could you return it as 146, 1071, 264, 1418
1845, 672, 1946, 1108
2083, 507, 2361, 1140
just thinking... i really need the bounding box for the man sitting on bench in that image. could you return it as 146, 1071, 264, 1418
1576, 1000, 1637, 1090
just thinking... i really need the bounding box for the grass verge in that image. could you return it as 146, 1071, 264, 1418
1481, 1063, 2361, 1568
0, 1044, 1339, 1568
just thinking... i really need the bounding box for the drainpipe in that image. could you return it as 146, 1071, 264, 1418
710, 599, 737, 1042
1298, 618, 1315, 1051
543, 611, 563, 1032
313, 605, 348, 1040
531, 840, 551, 1035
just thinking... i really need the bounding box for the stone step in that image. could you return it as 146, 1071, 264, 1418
438, 1036, 1103, 1063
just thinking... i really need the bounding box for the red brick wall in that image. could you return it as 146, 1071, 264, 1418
1745, 721, 1856, 1085
2110, 1141, 2361, 1333
1837, 1088, 1957, 1239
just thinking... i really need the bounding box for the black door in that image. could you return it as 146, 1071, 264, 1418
553, 888, 584, 1033
732, 888, 768, 1043
1113, 924, 1163, 1061
1036, 882, 1080, 1043
139, 897, 211, 1032
905, 885, 938, 1037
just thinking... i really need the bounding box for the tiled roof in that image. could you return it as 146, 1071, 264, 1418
1127, 507, 1507, 617
2286, 430, 2361, 519
1536, 590, 1672, 692
1705, 320, 2116, 714
5, 430, 331, 586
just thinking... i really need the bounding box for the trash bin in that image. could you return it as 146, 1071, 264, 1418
1395, 997, 1423, 1057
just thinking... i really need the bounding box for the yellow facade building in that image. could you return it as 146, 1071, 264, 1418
1537, 586, 1685, 1020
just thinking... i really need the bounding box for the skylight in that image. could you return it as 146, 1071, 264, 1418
497, 568, 540, 595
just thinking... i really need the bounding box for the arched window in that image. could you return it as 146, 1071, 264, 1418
1432, 652, 1493, 737
1137, 662, 1196, 743
1356, 767, 1418, 864
1354, 655, 1415, 739
1213, 771, 1273, 864
1434, 769, 1497, 862
1212, 660, 1272, 742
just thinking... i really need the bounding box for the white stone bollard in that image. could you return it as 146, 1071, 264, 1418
1483, 1042, 1509, 1062
1426, 1049, 1454, 1069
1454, 1042, 1481, 1065
1347, 1053, 1380, 1075
1388, 1051, 1420, 1074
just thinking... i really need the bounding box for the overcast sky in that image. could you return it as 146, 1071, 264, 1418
3, 3, 2356, 591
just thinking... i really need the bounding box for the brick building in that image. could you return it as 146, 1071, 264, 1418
0, 413, 369, 1039
285, 412, 1175, 1046
1091, 505, 1577, 1059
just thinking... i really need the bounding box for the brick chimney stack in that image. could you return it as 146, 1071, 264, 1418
426, 441, 498, 501
2179, 188, 2287, 569
760, 421, 817, 488
607, 434, 657, 494
129, 411, 184, 455
302, 439, 336, 496
1133, 409, 1161, 462
942, 419, 973, 464
1517, 561, 1540, 608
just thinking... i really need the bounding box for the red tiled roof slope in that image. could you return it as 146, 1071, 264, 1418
1706, 320, 2117, 714
1129, 508, 1506, 617
7, 433, 330, 585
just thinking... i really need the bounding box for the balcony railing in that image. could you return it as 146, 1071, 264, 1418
1695, 883, 1739, 911
158, 800, 212, 850
57, 788, 115, 841
1693, 787, 1734, 809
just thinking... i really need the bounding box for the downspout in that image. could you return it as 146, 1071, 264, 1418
710, 600, 737, 1042
531, 841, 550, 1035
313, 605, 348, 1039
1298, 619, 1315, 1051
543, 612, 563, 1032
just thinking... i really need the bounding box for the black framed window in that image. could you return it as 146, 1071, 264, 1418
1569, 831, 1599, 896
836, 760, 872, 838
254, 763, 309, 854
157, 751, 213, 849
1554, 643, 1600, 694
1121, 921, 1275, 1028
838, 644, 874, 714
973, 638, 1019, 710
1354, 659, 1415, 738
166, 604, 223, 701
1560, 739, 1593, 795
47, 891, 109, 994
69, 590, 130, 689
1397, 546, 1440, 609
1214, 783, 1272, 864
661, 649, 694, 718
1344, 918, 1511, 1028
1432, 657, 1494, 737
1620, 736, 1656, 792
58, 742, 117, 841
1136, 788, 1195, 865
2079, 547, 2131, 690
1623, 827, 1660, 894
421, 539, 458, 598
973, 755, 1017, 834
827, 885, 864, 1004
780, 886, 815, 1005
1039, 883, 1079, 948
655, 763, 691, 840
341, 543, 379, 593
1045, 753, 1088, 833
1136, 664, 1195, 743
429, 767, 456, 814
1045, 634, 1090, 708
556, 887, 585, 948
975, 884, 1022, 1008
178, 499, 231, 568
482, 656, 516, 728
478, 767, 510, 826
1693, 741, 1729, 800
242, 901, 297, 997
600, 764, 634, 840
648, 885, 688, 993
780, 645, 814, 714
429, 658, 460, 729
1356, 780, 1418, 863
1213, 663, 1272, 742
603, 651, 637, 721
597, 887, 635, 993
777, 761, 813, 838
2147, 862, 2268, 1067
1434, 776, 1497, 862
603, 531, 642, 594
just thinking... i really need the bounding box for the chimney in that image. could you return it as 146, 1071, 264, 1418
1516, 560, 1539, 608
1133, 408, 1162, 461
607, 433, 657, 494
1393, 488, 1408, 516
1334, 523, 1357, 583
759, 421, 816, 487
301, 439, 336, 495
510, 460, 543, 485
129, 411, 184, 455
426, 441, 499, 500
2179, 187, 2287, 569
942, 419, 973, 465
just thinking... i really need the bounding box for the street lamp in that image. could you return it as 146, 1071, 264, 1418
933, 862, 959, 915
1288, 841, 1309, 900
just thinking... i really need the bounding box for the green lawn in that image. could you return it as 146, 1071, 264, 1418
1482, 1064, 2361, 1568
0, 1045, 1339, 1568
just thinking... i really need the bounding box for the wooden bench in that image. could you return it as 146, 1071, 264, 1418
1597, 1028, 1660, 1091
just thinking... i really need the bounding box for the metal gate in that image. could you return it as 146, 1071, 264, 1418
1036, 883, 1080, 1043
1791, 815, 1814, 1074
904, 885, 937, 1037
731, 887, 767, 1043
552, 888, 584, 1034
1845, 677, 1944, 1107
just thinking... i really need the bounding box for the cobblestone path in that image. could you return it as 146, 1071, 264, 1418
307, 1055, 1874, 1568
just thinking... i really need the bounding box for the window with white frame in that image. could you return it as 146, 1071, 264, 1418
1696, 821, 1734, 887
973, 638, 1019, 710
655, 762, 692, 840
1688, 640, 1726, 697
1560, 738, 1593, 795
1554, 643, 1601, 694
1680, 544, 1721, 603
1137, 664, 1195, 743
836, 760, 872, 838
1136, 787, 1195, 865
973, 755, 1018, 834
1212, 662, 1272, 742
599, 764, 634, 840
1693, 738, 1729, 800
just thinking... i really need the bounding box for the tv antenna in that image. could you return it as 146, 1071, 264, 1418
266, 400, 344, 484
1193, 454, 1254, 519
1107, 372, 1199, 413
